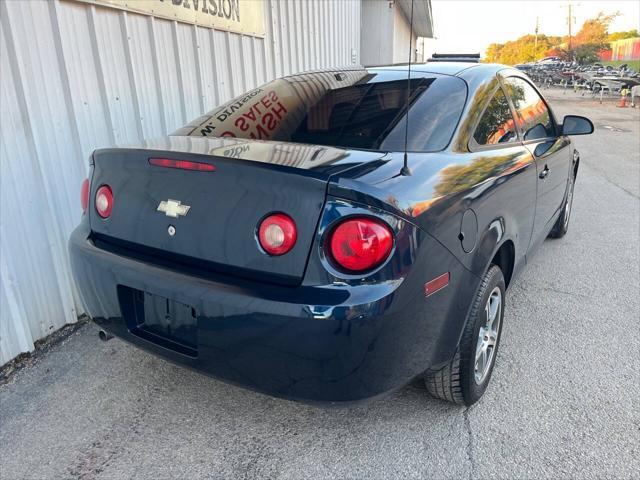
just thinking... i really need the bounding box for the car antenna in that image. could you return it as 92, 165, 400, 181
401, 0, 415, 176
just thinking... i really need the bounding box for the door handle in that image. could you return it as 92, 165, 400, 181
539, 165, 550, 179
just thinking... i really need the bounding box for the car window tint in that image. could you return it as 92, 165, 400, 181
290, 78, 431, 150
473, 88, 518, 146
381, 75, 467, 152
504, 77, 555, 140
179, 70, 467, 152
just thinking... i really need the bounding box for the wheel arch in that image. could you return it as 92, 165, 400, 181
470, 218, 517, 289
490, 240, 515, 288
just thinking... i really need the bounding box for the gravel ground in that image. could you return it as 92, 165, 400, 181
1, 90, 639, 480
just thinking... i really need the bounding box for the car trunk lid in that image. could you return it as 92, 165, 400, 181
89, 136, 385, 285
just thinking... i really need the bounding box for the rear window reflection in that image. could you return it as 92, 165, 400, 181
180, 70, 467, 153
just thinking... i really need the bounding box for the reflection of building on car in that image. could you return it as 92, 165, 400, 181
178, 69, 466, 159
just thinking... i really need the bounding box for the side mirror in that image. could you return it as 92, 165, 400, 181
561, 115, 594, 136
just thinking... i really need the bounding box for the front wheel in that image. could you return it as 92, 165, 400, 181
424, 265, 506, 406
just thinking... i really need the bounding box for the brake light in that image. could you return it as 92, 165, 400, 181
258, 213, 297, 255
81, 179, 89, 214
328, 217, 393, 273
149, 158, 215, 172
95, 185, 113, 218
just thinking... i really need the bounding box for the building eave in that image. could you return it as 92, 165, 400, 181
397, 0, 434, 38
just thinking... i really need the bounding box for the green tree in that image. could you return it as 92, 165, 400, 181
485, 43, 504, 63
573, 12, 620, 48
608, 29, 639, 42
484, 11, 631, 65
574, 44, 604, 64
544, 46, 569, 60
484, 34, 562, 64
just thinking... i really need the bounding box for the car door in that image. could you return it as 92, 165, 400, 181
502, 76, 571, 247
467, 82, 537, 276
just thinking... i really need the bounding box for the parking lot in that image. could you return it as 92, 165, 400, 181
1, 90, 638, 480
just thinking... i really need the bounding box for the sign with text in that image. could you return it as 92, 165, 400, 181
193, 80, 301, 141
72, 0, 265, 37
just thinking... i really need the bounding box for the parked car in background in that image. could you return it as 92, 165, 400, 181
69, 61, 593, 406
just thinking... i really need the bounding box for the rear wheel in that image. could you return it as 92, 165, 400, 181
424, 265, 505, 406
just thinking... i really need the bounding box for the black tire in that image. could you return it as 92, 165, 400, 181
424, 265, 506, 406
549, 166, 576, 239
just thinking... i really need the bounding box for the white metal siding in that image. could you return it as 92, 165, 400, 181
392, 5, 414, 64
360, 1, 418, 66
360, 0, 394, 66
0, 0, 361, 365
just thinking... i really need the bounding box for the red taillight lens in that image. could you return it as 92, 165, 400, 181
258, 213, 297, 256
95, 185, 113, 218
328, 217, 394, 273
81, 179, 89, 214
149, 158, 215, 172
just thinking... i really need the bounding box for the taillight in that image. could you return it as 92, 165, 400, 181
95, 185, 113, 218
81, 179, 89, 214
258, 213, 297, 255
327, 217, 393, 273
149, 158, 215, 172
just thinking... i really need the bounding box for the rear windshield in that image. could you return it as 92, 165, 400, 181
179, 69, 467, 152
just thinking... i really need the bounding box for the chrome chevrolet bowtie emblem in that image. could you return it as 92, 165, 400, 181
157, 199, 190, 218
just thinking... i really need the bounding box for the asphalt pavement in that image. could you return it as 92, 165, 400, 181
1, 90, 639, 480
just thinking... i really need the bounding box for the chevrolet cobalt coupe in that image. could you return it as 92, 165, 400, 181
69, 62, 593, 405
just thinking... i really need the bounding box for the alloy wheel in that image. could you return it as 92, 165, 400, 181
564, 176, 575, 229
474, 287, 502, 384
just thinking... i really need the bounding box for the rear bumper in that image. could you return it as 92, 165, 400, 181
69, 222, 479, 403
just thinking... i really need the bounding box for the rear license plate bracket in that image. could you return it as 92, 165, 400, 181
118, 286, 198, 357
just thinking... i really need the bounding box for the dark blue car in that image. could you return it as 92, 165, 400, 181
69, 61, 593, 405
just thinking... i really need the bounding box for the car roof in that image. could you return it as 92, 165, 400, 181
369, 61, 480, 76
368, 62, 516, 81
285, 63, 515, 84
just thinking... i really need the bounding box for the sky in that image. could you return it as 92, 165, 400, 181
430, 0, 640, 57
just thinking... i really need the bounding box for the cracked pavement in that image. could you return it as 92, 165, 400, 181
1, 90, 639, 479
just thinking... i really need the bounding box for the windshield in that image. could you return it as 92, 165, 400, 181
179, 69, 467, 153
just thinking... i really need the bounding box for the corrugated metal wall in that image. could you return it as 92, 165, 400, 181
360, 0, 394, 66
611, 37, 640, 61
0, 0, 361, 365
392, 5, 413, 64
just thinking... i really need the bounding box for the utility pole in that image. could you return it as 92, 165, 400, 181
562, 3, 579, 61
568, 3, 572, 53
534, 16, 539, 62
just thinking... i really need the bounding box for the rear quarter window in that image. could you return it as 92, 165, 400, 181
380, 76, 468, 152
